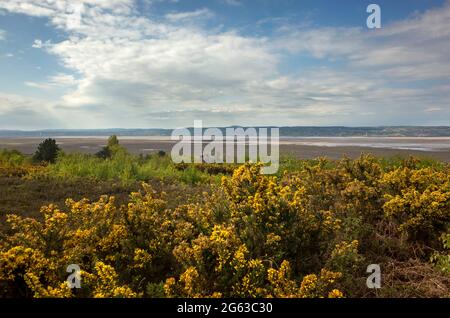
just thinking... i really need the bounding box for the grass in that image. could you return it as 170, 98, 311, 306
3, 146, 447, 186
46, 149, 213, 185
0, 149, 29, 166
1, 143, 216, 185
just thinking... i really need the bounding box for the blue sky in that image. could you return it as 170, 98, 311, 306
0, 0, 449, 129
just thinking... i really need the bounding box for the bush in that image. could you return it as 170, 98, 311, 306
96, 135, 121, 159
95, 147, 112, 159
33, 139, 60, 164
0, 149, 27, 166
1, 156, 449, 298
0, 166, 347, 298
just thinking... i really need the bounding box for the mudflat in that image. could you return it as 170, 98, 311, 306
1, 136, 450, 161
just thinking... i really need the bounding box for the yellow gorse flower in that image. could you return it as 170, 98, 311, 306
1, 156, 449, 298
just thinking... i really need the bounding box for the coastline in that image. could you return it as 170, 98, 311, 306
1, 136, 450, 161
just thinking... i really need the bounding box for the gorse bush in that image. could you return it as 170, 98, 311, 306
0, 155, 449, 298
382, 166, 450, 245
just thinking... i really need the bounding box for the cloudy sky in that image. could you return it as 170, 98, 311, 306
0, 0, 449, 129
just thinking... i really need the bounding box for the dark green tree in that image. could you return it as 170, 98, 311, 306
33, 138, 60, 163
95, 147, 112, 159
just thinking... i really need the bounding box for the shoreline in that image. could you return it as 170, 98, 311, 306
1, 137, 450, 161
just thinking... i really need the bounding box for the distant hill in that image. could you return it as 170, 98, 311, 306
278, 126, 450, 137
1, 126, 450, 137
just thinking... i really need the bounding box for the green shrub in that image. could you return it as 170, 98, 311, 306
0, 149, 27, 166
33, 139, 60, 164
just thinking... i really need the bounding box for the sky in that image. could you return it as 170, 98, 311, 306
0, 0, 449, 129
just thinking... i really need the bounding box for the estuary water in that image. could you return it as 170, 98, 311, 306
279, 137, 450, 152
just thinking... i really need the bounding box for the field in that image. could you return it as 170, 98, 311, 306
0, 139, 449, 298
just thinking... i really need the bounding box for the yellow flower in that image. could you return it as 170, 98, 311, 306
328, 289, 344, 298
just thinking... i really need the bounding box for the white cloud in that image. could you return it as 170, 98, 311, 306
25, 73, 77, 90
0, 0, 449, 128
0, 0, 134, 17
0, 93, 63, 129
275, 2, 450, 82
32, 39, 43, 48
0, 29, 5, 40
165, 8, 214, 22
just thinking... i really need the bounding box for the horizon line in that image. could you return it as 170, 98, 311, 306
2, 125, 450, 132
